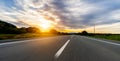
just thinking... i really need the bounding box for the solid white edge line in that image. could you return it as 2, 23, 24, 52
0, 38, 45, 46
0, 40, 31, 46
83, 36, 120, 46
54, 39, 71, 58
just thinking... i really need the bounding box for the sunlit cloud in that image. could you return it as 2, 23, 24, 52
0, 0, 60, 28
0, 0, 120, 33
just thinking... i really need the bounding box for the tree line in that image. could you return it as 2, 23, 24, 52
0, 20, 90, 35
0, 20, 61, 34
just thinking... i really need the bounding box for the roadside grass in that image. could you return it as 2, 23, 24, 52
0, 33, 59, 40
90, 35, 120, 41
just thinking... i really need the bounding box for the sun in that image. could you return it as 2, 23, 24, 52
40, 20, 53, 32
41, 22, 50, 30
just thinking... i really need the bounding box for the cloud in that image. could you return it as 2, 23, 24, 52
43, 0, 120, 29
0, 0, 120, 32
0, 0, 61, 28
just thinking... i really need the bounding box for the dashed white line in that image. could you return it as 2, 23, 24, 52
55, 39, 71, 58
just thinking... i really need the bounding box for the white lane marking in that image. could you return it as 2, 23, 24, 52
0, 40, 31, 46
55, 39, 71, 58
0, 36, 71, 46
83, 36, 120, 46
0, 38, 47, 46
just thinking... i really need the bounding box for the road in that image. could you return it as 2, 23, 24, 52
0, 35, 120, 61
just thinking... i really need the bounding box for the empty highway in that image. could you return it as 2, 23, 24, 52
0, 35, 120, 61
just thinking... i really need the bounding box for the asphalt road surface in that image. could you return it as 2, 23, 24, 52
0, 35, 120, 61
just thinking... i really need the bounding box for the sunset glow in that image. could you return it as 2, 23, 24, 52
39, 20, 54, 32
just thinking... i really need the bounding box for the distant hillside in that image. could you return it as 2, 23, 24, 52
0, 20, 17, 34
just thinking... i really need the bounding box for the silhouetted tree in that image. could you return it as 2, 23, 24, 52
0, 20, 17, 34
81, 31, 88, 35
26, 27, 40, 33
0, 20, 40, 34
18, 27, 27, 33
49, 29, 59, 34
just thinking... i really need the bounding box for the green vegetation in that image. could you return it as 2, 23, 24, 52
78, 30, 120, 41
0, 33, 59, 40
0, 20, 17, 34
90, 35, 120, 41
0, 20, 43, 34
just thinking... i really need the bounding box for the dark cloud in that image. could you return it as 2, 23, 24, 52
49, 0, 120, 29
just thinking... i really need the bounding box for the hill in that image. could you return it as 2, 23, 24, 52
0, 20, 17, 34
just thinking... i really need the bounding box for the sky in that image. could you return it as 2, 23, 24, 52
0, 0, 120, 33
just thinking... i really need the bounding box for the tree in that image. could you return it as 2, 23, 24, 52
0, 20, 17, 34
81, 30, 88, 35
26, 27, 40, 33
18, 27, 27, 33
0, 20, 41, 34
49, 29, 59, 34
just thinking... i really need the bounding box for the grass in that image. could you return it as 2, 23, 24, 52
90, 35, 120, 41
0, 33, 59, 40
